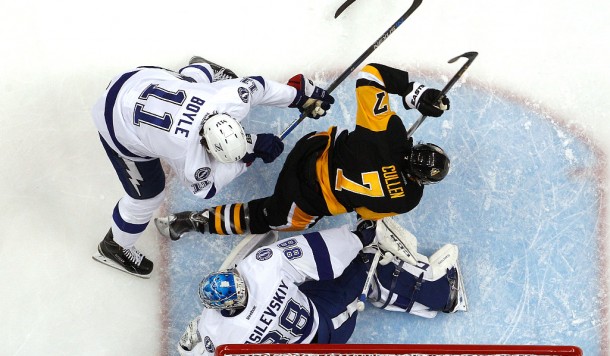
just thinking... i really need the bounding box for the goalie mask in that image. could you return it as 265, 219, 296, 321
405, 143, 450, 184
198, 269, 248, 310
200, 113, 247, 163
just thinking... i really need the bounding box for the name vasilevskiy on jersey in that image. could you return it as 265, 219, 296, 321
245, 279, 289, 343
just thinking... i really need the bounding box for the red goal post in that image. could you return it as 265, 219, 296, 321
215, 343, 583, 356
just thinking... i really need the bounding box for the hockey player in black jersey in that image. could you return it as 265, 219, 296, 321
155, 63, 451, 239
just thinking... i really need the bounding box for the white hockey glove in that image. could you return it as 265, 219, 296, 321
403, 81, 450, 117
178, 316, 205, 356
376, 217, 424, 265
287, 74, 335, 119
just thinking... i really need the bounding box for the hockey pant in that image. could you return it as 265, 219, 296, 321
299, 256, 369, 344
204, 132, 332, 235
101, 136, 165, 248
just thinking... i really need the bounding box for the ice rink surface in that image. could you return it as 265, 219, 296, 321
1, 0, 609, 355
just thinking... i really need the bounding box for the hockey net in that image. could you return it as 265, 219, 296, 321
215, 344, 583, 356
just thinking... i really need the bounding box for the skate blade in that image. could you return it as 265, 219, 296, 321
453, 261, 468, 312
154, 216, 171, 238
92, 252, 151, 279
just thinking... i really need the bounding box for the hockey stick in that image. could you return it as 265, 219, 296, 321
280, 0, 423, 140
406, 51, 478, 138
334, 0, 357, 18
356, 247, 382, 312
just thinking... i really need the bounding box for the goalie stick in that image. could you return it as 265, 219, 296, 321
356, 217, 419, 311
356, 246, 382, 311
280, 0, 423, 140
406, 51, 479, 138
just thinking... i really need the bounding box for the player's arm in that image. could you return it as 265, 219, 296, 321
241, 75, 334, 119
356, 64, 450, 130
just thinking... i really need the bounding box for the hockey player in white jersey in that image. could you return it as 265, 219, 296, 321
177, 218, 467, 355
91, 56, 335, 278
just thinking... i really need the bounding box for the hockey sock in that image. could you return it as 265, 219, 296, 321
207, 203, 248, 235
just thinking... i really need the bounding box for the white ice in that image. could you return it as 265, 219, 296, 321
1, 0, 609, 355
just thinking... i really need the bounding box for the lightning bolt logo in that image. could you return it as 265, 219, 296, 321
123, 160, 143, 196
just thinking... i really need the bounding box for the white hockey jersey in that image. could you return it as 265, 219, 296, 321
195, 225, 363, 355
92, 65, 296, 198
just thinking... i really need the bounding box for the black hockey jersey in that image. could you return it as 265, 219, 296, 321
315, 63, 424, 220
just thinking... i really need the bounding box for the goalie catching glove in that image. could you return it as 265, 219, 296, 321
403, 81, 450, 117
287, 74, 335, 119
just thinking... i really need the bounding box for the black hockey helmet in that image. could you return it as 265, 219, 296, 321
404, 143, 450, 184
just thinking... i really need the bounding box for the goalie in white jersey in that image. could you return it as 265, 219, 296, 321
177, 218, 467, 356
91, 57, 335, 278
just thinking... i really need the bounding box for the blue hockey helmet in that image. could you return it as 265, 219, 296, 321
198, 269, 248, 310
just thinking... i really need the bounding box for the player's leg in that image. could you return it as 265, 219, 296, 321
179, 56, 238, 83
155, 132, 329, 239
92, 137, 166, 278
299, 257, 369, 343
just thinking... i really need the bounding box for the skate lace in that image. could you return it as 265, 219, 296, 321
123, 247, 144, 266
214, 69, 234, 81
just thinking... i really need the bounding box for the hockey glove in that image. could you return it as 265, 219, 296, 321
242, 133, 284, 165
287, 74, 335, 119
178, 316, 203, 355
403, 82, 450, 117
354, 218, 377, 247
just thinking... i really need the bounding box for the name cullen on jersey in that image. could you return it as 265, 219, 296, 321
245, 279, 289, 343
382, 165, 405, 199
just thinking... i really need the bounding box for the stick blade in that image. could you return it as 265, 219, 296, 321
448, 51, 479, 63
334, 0, 357, 18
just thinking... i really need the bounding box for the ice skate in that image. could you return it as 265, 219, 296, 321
443, 262, 468, 313
92, 229, 153, 278
154, 210, 209, 241
189, 56, 237, 81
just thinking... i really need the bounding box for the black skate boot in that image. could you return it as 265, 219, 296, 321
154, 210, 209, 241
92, 229, 153, 278
442, 265, 468, 313
189, 56, 238, 81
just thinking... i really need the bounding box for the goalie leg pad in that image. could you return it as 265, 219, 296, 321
428, 243, 458, 280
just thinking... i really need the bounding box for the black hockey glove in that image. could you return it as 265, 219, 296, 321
354, 218, 377, 247
287, 74, 335, 119
242, 133, 284, 165
403, 82, 450, 117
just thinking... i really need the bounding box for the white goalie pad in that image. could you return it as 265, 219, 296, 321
428, 244, 467, 313
428, 243, 458, 280
376, 217, 425, 265
219, 231, 279, 270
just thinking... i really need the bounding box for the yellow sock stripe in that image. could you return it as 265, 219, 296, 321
233, 203, 243, 234
214, 205, 225, 235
